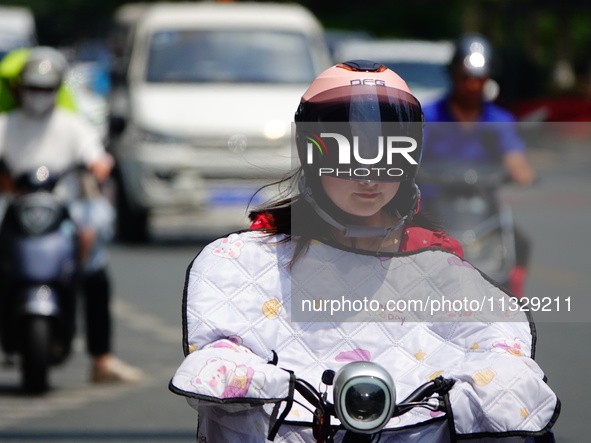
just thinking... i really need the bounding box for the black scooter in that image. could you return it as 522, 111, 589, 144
0, 166, 81, 393
417, 162, 517, 290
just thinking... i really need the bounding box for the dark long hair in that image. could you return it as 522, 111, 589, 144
248, 168, 442, 262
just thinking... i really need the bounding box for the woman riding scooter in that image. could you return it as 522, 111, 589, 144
170, 60, 559, 441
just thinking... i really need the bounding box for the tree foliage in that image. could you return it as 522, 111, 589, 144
7, 0, 591, 100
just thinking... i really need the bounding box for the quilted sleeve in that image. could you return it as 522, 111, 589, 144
444, 322, 560, 438
171, 232, 294, 411
169, 339, 293, 412
181, 232, 287, 360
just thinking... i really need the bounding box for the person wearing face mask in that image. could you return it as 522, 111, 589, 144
0, 47, 77, 114
0, 46, 143, 384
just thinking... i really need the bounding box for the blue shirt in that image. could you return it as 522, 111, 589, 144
421, 96, 525, 164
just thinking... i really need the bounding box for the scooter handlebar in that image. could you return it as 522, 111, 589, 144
393, 376, 455, 416
291, 371, 454, 435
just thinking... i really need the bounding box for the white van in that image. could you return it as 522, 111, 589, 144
108, 2, 331, 241
0, 6, 36, 59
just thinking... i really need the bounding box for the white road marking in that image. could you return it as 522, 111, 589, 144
0, 298, 181, 430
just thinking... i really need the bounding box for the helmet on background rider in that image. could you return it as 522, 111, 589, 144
18, 46, 68, 116
294, 60, 424, 237
448, 33, 493, 78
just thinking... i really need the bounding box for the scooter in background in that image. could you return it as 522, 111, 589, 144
0, 166, 82, 393
417, 162, 519, 294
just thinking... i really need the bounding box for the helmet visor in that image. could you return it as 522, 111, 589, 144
296, 85, 423, 182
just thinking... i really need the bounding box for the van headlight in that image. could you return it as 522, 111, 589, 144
263, 119, 287, 140
333, 361, 395, 434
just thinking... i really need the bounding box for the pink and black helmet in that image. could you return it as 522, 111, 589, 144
294, 60, 424, 184
294, 61, 424, 237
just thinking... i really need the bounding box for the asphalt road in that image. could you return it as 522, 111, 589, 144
0, 240, 200, 442
0, 136, 589, 442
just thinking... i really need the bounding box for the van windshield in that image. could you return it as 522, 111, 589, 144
146, 29, 316, 84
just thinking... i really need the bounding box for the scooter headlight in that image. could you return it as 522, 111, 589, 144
16, 194, 62, 235
333, 361, 395, 434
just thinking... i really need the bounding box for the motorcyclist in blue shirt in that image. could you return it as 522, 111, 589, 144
420, 34, 536, 297
422, 33, 535, 184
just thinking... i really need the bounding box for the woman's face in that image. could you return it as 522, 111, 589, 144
320, 176, 400, 223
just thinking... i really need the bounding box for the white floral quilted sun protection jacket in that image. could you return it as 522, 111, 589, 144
170, 230, 560, 442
